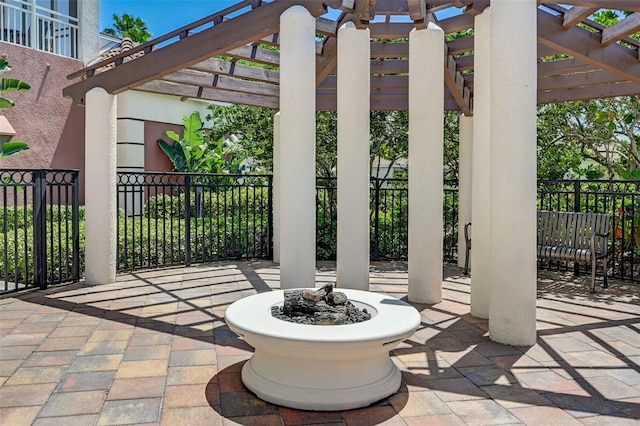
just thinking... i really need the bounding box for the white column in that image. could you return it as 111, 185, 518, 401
489, 0, 537, 346
470, 9, 491, 319
116, 119, 145, 216
85, 88, 117, 285
457, 115, 473, 270
408, 23, 444, 304
337, 22, 370, 291
272, 112, 281, 264
279, 6, 316, 289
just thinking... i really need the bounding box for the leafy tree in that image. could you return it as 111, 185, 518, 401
0, 59, 30, 160
103, 13, 152, 43
157, 111, 250, 174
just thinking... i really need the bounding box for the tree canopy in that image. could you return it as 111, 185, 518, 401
103, 13, 152, 43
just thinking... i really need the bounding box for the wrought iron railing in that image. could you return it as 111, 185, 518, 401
0, 0, 79, 58
0, 169, 80, 293
116, 172, 273, 272
316, 177, 459, 261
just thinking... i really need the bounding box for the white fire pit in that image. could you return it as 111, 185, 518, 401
225, 288, 421, 411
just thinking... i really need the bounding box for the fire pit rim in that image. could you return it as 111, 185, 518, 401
225, 288, 420, 344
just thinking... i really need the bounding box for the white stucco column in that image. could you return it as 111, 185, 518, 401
85, 88, 117, 285
489, 0, 537, 346
272, 112, 281, 264
337, 22, 370, 291
279, 6, 316, 289
470, 9, 491, 319
457, 115, 473, 270
408, 23, 444, 304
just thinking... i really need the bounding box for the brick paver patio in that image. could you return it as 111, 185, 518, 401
1, 261, 639, 425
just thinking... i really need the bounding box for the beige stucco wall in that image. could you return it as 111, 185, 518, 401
0, 42, 86, 199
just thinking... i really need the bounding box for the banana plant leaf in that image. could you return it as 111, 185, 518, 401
0, 141, 29, 159
157, 139, 187, 172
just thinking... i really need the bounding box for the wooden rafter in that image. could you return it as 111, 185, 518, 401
562, 6, 597, 29
63, 0, 337, 103
316, 37, 338, 87
189, 58, 279, 84
64, 0, 640, 112
443, 44, 472, 116
162, 70, 279, 97
538, 82, 640, 104
537, 9, 640, 84
541, 0, 640, 13
601, 12, 640, 46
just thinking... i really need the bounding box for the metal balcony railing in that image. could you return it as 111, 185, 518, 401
0, 0, 79, 59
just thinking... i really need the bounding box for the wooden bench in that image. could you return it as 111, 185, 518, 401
537, 210, 610, 293
463, 211, 611, 292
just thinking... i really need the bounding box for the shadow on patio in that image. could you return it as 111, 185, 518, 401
1, 261, 639, 425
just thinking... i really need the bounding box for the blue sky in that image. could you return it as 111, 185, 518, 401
100, 1, 245, 38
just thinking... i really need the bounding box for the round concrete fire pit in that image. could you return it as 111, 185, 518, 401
225, 289, 421, 411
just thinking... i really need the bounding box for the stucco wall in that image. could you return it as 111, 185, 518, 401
145, 121, 180, 172
1, 42, 86, 199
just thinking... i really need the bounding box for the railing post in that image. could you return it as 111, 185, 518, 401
373, 178, 380, 259
184, 175, 192, 266
573, 179, 581, 276
33, 170, 47, 289
72, 170, 80, 282
267, 175, 273, 259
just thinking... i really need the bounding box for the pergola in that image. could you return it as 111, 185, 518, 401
64, 0, 640, 347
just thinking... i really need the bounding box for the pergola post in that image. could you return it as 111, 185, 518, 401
272, 111, 281, 264
408, 23, 444, 304
470, 8, 491, 319
279, 6, 317, 289
84, 87, 117, 285
457, 115, 473, 270
489, 0, 537, 346
337, 22, 370, 291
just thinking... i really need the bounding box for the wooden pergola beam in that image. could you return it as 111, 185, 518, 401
541, 0, 640, 13
316, 37, 338, 87
63, 0, 334, 103
162, 70, 279, 97
562, 6, 597, 29
443, 45, 472, 115
137, 80, 280, 109
538, 69, 625, 91
601, 12, 640, 46
538, 81, 640, 104
537, 9, 640, 84
189, 58, 279, 84
537, 58, 596, 78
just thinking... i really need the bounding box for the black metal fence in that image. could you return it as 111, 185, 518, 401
2, 170, 638, 292
0, 169, 80, 293
316, 177, 459, 261
539, 180, 639, 282
116, 172, 272, 272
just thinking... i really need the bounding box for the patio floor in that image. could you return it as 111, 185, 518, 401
1, 261, 639, 426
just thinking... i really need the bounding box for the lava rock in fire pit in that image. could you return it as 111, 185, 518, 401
271, 284, 371, 325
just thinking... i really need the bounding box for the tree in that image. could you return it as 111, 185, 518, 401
0, 59, 30, 160
157, 111, 250, 174
103, 13, 152, 43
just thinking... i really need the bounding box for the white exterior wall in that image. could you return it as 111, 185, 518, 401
84, 88, 117, 285
408, 23, 444, 304
79, 0, 101, 64
488, 0, 538, 346
117, 91, 211, 124
279, 6, 317, 289
337, 22, 370, 291
470, 9, 492, 319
